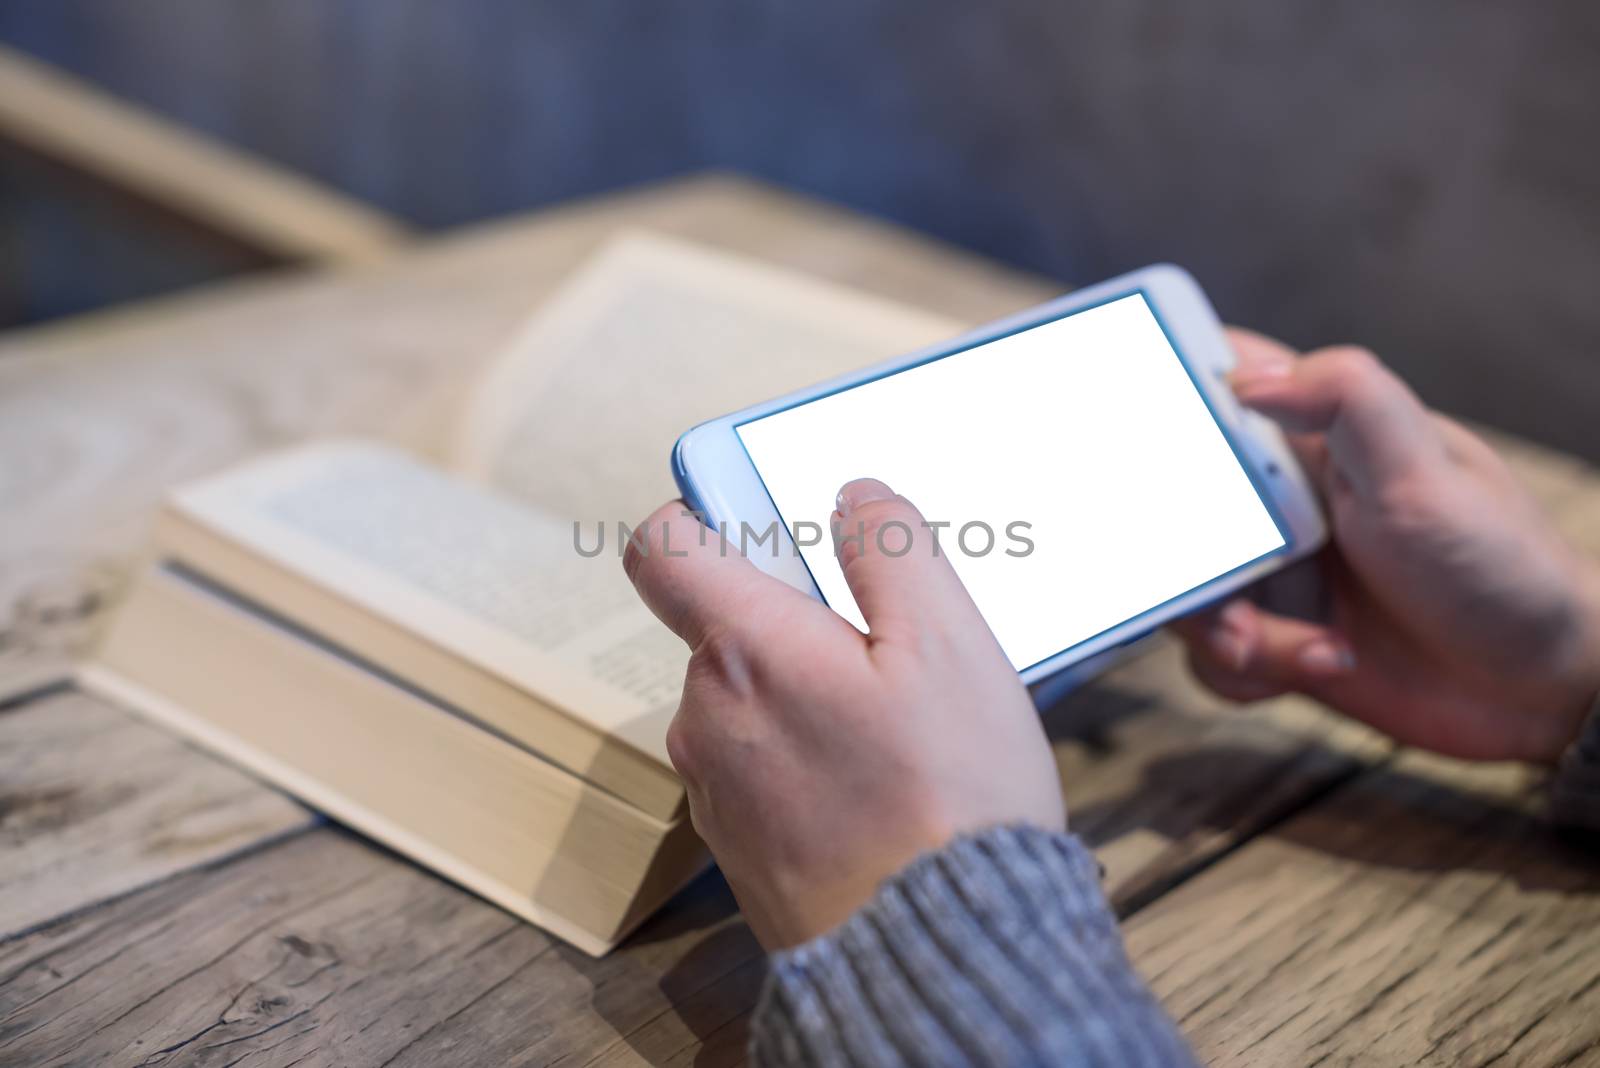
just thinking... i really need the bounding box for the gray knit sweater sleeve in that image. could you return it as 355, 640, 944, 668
750, 826, 1197, 1067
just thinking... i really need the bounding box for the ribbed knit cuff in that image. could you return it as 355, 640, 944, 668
1550, 690, 1600, 828
751, 826, 1196, 1067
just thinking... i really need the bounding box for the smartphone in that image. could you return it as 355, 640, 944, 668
671, 264, 1326, 688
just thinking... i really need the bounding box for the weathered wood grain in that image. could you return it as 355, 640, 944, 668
0, 825, 759, 1068
4, 173, 1598, 1066
1109, 430, 1600, 1065
0, 636, 1381, 1066
0, 658, 69, 709
0, 563, 115, 703
1053, 639, 1391, 917
0, 690, 312, 939
1125, 752, 1600, 1067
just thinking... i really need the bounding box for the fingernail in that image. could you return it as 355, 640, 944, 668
837, 478, 895, 516
1298, 639, 1356, 675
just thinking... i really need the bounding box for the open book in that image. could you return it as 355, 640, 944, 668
83, 233, 965, 954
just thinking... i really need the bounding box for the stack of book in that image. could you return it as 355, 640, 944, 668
84, 233, 961, 953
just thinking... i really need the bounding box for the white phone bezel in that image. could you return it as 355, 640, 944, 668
672, 263, 1327, 687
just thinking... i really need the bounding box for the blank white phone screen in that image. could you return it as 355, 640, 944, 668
734, 291, 1287, 672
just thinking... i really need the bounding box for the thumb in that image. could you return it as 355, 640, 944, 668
1230, 346, 1445, 496
624, 499, 812, 650
1171, 597, 1356, 702
831, 478, 993, 645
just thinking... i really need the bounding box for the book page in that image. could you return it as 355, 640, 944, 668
451, 231, 967, 523
168, 441, 683, 766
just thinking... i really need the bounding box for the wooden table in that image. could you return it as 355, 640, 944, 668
4, 173, 1600, 1067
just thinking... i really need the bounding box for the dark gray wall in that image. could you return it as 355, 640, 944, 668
2, 2, 1596, 459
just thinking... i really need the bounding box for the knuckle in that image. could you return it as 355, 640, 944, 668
856, 495, 921, 528
833, 532, 865, 572
1373, 471, 1454, 529
1323, 344, 1383, 371
688, 624, 758, 700
849, 498, 925, 555
664, 714, 700, 781
1320, 346, 1387, 391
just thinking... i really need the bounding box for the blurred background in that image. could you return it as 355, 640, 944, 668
1, 1, 1595, 461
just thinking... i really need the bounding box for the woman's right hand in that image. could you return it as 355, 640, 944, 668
1172, 331, 1600, 765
